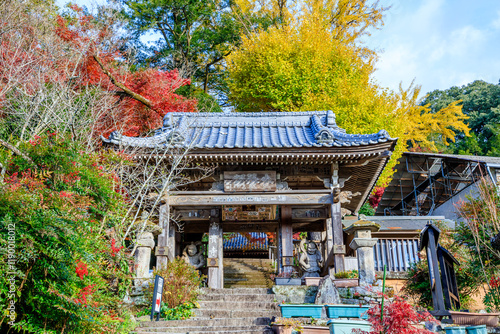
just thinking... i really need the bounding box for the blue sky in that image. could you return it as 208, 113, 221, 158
56, 0, 500, 97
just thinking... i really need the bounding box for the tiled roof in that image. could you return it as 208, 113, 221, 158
223, 232, 269, 251
102, 111, 394, 149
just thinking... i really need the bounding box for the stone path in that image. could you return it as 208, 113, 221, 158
136, 288, 279, 334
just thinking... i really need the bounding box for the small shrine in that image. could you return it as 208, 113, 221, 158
103, 111, 397, 288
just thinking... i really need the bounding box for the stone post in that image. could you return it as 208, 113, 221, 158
135, 232, 155, 287
344, 220, 380, 285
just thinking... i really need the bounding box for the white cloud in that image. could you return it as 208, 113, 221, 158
492, 10, 500, 29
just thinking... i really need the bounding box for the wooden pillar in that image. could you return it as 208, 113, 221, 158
156, 204, 169, 269
280, 206, 294, 274
208, 216, 222, 289
331, 201, 345, 273
325, 218, 334, 275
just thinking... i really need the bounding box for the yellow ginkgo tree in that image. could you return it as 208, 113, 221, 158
228, 0, 469, 184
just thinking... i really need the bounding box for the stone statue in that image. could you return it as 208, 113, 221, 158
181, 242, 205, 270
299, 240, 323, 278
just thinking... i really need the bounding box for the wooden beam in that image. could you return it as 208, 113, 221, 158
167, 192, 333, 206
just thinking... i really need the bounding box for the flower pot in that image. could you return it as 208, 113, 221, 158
279, 304, 324, 318
302, 325, 330, 334
275, 278, 302, 286
444, 327, 467, 334
304, 277, 322, 286
325, 304, 370, 319
327, 319, 370, 334
333, 279, 359, 288
466, 325, 487, 334
272, 324, 293, 334
449, 311, 500, 326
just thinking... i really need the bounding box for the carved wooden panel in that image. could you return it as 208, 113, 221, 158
222, 205, 277, 221
224, 171, 276, 192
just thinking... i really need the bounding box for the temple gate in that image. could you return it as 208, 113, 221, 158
104, 111, 397, 288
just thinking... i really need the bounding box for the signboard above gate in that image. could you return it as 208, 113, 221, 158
224, 171, 276, 192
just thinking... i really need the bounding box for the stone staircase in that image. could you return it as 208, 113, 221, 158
224, 258, 275, 288
136, 288, 279, 334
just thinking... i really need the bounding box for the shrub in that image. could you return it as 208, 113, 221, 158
402, 221, 480, 309
334, 270, 359, 279
0, 133, 134, 333
357, 296, 435, 334
145, 258, 204, 309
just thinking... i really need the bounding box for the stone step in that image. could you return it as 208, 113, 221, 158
193, 309, 280, 319
198, 301, 278, 310
135, 325, 272, 334
223, 283, 271, 288
138, 317, 272, 329
200, 288, 270, 295
224, 269, 273, 274
198, 294, 275, 302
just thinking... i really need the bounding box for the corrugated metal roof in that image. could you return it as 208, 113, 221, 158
103, 111, 394, 149
405, 152, 500, 165
223, 232, 269, 251
343, 216, 455, 231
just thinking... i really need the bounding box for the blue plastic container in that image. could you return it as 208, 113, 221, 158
325, 304, 370, 319
279, 304, 324, 318
328, 319, 371, 334
466, 325, 487, 334
444, 327, 467, 334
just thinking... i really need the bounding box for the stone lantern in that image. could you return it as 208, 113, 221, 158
344, 220, 380, 285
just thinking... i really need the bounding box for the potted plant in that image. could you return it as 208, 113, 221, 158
304, 276, 322, 286
272, 271, 302, 286
271, 317, 303, 334
333, 270, 359, 287
325, 304, 370, 319
302, 325, 329, 334
279, 304, 324, 318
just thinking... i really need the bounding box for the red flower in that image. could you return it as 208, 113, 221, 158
75, 261, 88, 279
110, 238, 123, 257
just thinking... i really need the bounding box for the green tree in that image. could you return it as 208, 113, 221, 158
421, 80, 500, 156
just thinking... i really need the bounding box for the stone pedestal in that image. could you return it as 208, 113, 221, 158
134, 232, 155, 288
344, 220, 380, 286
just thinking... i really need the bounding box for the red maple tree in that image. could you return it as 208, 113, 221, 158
54, 6, 197, 137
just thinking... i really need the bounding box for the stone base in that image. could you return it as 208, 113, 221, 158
337, 279, 394, 304
272, 285, 319, 304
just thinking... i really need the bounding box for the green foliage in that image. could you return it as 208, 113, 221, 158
144, 258, 204, 309
137, 301, 197, 320
0, 133, 134, 333
454, 178, 500, 311
421, 80, 500, 156
359, 203, 375, 216
402, 221, 481, 310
